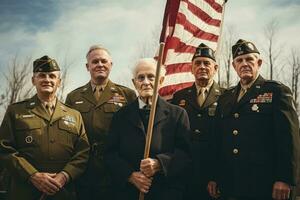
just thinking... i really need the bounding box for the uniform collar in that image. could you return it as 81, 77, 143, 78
91, 79, 109, 92
195, 79, 214, 95
240, 73, 259, 91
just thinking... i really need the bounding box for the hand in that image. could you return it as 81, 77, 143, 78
272, 181, 291, 200
207, 181, 220, 198
53, 172, 68, 188
128, 171, 152, 193
29, 172, 61, 195
140, 158, 161, 177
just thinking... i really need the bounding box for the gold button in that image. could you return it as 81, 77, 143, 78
194, 129, 201, 134
233, 148, 239, 154
233, 130, 238, 135
234, 113, 239, 118
197, 114, 202, 117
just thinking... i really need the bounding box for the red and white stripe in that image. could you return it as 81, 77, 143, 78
159, 0, 226, 100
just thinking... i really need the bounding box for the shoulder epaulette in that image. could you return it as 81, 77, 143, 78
11, 98, 29, 105
265, 80, 282, 85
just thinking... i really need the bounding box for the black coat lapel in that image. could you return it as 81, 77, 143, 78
236, 75, 265, 109
203, 81, 222, 108
128, 99, 145, 133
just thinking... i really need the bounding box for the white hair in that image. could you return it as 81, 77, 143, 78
86, 45, 111, 59
132, 58, 166, 78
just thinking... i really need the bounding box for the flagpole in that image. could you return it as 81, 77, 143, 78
215, 0, 227, 59
139, 42, 165, 200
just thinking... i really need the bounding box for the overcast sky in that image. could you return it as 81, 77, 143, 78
0, 0, 300, 95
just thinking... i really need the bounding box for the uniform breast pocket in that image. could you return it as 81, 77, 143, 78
74, 102, 91, 113
58, 120, 79, 145
15, 118, 42, 147
248, 103, 273, 115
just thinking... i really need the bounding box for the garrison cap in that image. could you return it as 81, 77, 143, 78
232, 39, 260, 59
192, 43, 216, 61
33, 55, 60, 73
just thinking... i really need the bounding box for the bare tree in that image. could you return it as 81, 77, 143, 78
263, 19, 284, 81
0, 55, 34, 109
290, 48, 300, 112
217, 25, 237, 88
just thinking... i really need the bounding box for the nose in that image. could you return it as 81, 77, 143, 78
241, 59, 248, 65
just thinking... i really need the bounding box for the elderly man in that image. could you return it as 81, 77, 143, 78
208, 39, 300, 200
104, 58, 191, 200
172, 43, 223, 200
65, 45, 136, 200
0, 55, 90, 200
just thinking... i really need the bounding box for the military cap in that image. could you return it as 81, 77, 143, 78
232, 39, 260, 59
192, 43, 216, 61
33, 55, 60, 72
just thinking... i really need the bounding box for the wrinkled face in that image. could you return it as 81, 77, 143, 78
232, 53, 262, 84
132, 63, 164, 99
86, 49, 112, 82
191, 57, 218, 83
32, 71, 61, 95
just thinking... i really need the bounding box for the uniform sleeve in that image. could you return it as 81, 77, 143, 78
273, 85, 300, 185
104, 112, 135, 187
62, 113, 90, 180
0, 106, 38, 181
65, 93, 73, 106
155, 109, 191, 178
124, 88, 137, 104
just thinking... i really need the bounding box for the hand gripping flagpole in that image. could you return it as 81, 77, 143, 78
139, 42, 165, 200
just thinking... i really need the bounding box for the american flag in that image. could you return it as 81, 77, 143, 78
158, 0, 227, 99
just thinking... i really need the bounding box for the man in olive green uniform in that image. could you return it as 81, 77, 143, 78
0, 55, 90, 200
172, 43, 223, 200
208, 39, 300, 200
65, 45, 136, 200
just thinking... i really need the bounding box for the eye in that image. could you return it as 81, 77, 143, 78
137, 74, 146, 82
147, 74, 155, 81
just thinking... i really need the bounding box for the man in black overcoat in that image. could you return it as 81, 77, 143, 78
104, 58, 191, 200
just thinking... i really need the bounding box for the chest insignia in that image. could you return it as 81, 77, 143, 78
25, 136, 33, 144
108, 93, 126, 104
62, 115, 76, 126
179, 99, 186, 107
251, 104, 259, 112
250, 92, 273, 103
75, 101, 84, 104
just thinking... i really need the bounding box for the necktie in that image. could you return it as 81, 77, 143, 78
198, 88, 206, 107
45, 103, 53, 116
94, 85, 102, 102
237, 87, 247, 102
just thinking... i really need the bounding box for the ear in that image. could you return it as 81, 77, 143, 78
257, 58, 262, 68
214, 64, 219, 71
57, 78, 62, 88
31, 76, 35, 85
159, 76, 165, 85
232, 61, 238, 72
132, 78, 137, 89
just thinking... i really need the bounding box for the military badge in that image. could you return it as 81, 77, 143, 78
208, 107, 216, 116
250, 92, 273, 103
30, 102, 36, 106
75, 101, 84, 104
62, 115, 76, 126
251, 104, 259, 112
25, 136, 33, 144
179, 99, 186, 107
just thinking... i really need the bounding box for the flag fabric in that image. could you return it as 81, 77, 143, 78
159, 0, 227, 100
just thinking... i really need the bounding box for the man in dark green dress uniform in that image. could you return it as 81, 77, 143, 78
0, 55, 90, 200
208, 39, 300, 200
65, 45, 136, 200
172, 43, 223, 200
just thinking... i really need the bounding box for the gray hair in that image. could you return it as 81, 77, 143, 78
86, 45, 111, 59
132, 58, 166, 78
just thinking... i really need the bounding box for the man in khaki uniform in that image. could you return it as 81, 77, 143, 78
65, 45, 136, 200
0, 55, 90, 200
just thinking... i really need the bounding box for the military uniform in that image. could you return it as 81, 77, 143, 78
65, 80, 136, 200
214, 75, 300, 199
0, 95, 90, 200
172, 81, 223, 200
